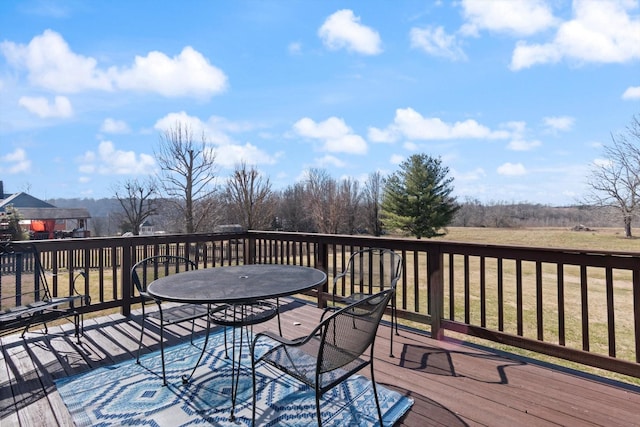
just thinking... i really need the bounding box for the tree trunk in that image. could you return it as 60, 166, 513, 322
624, 216, 632, 238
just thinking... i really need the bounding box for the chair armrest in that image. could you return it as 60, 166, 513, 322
254, 330, 303, 346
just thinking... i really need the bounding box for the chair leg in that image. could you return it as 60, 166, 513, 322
276, 297, 282, 336
315, 390, 323, 427
159, 310, 167, 386
390, 297, 398, 358
136, 307, 147, 364
251, 351, 258, 426
370, 362, 384, 426
74, 312, 81, 344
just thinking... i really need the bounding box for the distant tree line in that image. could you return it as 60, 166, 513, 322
48, 117, 639, 239
452, 198, 618, 229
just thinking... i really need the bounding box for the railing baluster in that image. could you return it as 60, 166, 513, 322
498, 258, 504, 331
536, 261, 543, 341
516, 259, 523, 336
581, 264, 590, 352
480, 256, 486, 328
606, 266, 615, 357
557, 263, 565, 346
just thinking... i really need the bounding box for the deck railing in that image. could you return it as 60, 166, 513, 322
21, 230, 640, 379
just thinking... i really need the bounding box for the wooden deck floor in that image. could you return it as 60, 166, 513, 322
1, 299, 639, 426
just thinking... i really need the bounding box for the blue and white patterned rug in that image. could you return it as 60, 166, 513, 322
55, 329, 413, 426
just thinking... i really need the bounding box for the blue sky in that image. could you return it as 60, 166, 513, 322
0, 0, 638, 206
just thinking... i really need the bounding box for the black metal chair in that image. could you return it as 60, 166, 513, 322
251, 288, 395, 427
131, 255, 210, 386
330, 248, 403, 356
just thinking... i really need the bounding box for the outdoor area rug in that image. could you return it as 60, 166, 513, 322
55, 329, 413, 426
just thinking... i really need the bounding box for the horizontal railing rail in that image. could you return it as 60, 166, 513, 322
15, 230, 639, 379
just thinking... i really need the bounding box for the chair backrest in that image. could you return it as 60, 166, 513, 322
131, 255, 196, 295
318, 288, 394, 375
333, 248, 402, 298
1, 242, 52, 307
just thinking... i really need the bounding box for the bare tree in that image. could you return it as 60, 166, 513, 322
155, 123, 220, 233
337, 177, 361, 234
305, 169, 341, 234
584, 115, 640, 238
363, 171, 384, 236
113, 179, 157, 235
277, 183, 312, 232
224, 162, 275, 230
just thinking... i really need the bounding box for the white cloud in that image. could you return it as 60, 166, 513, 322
154, 111, 211, 141
593, 157, 611, 167
18, 95, 72, 118
155, 112, 278, 167
315, 155, 346, 168
293, 117, 368, 154
0, 30, 227, 98
410, 26, 466, 61
0, 148, 31, 173
403, 141, 419, 151
215, 142, 279, 168
0, 29, 112, 92
511, 1, 640, 70
507, 139, 542, 151
114, 46, 227, 98
288, 42, 302, 55
100, 118, 131, 134
318, 10, 382, 55
390, 154, 405, 165
381, 108, 510, 141
368, 126, 398, 143
460, 0, 557, 37
622, 86, 640, 100
497, 162, 527, 176
543, 116, 575, 132
155, 112, 263, 146
455, 167, 486, 182
78, 141, 155, 175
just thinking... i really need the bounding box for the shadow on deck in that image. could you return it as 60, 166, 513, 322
1, 299, 639, 426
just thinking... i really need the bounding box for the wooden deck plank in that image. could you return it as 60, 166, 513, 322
0, 335, 20, 426
1, 334, 56, 427
1, 300, 639, 427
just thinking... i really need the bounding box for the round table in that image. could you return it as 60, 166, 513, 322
147, 264, 327, 420
147, 264, 327, 304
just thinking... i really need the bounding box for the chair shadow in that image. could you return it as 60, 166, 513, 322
399, 343, 526, 385
381, 382, 470, 427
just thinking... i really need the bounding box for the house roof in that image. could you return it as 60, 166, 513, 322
0, 192, 90, 220
17, 207, 91, 220
0, 192, 55, 210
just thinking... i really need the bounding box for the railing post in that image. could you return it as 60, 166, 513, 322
316, 241, 329, 309
246, 234, 256, 265
121, 239, 133, 317
428, 245, 445, 340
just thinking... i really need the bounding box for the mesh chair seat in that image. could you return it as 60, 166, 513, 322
252, 289, 395, 426
145, 303, 209, 324
259, 338, 370, 390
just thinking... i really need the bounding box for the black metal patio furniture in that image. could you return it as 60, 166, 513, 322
251, 288, 395, 427
330, 247, 403, 356
131, 255, 213, 386
0, 242, 88, 343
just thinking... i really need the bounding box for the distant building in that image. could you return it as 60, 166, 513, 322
0, 181, 91, 239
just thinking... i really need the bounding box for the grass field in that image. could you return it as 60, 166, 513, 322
435, 226, 640, 252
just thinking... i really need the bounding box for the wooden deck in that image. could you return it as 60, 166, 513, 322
1, 299, 639, 427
